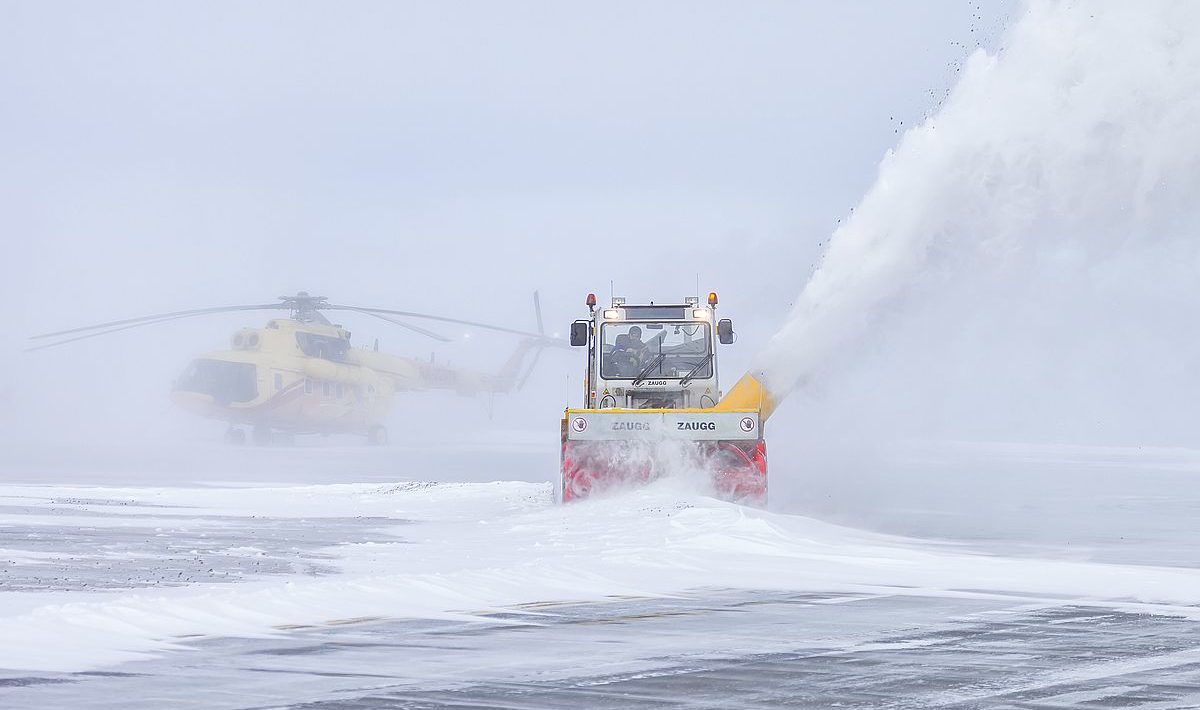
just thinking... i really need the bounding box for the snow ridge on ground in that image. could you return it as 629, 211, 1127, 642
3, 477, 1200, 673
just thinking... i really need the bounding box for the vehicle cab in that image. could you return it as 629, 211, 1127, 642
570, 292, 735, 410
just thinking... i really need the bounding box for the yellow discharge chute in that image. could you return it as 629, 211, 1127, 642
714, 372, 778, 423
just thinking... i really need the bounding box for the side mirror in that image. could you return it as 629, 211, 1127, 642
570, 320, 590, 347
717, 319, 734, 345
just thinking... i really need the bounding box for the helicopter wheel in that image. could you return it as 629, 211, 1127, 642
367, 425, 388, 446
252, 425, 273, 446
224, 428, 246, 446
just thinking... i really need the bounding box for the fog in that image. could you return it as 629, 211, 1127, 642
5, 0, 1194, 531
7, 0, 1190, 510
1, 0, 1195, 538
0, 1, 1012, 470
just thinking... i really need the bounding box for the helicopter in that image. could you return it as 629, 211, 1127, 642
29, 291, 563, 445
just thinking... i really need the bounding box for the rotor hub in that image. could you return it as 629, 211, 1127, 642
277, 291, 330, 323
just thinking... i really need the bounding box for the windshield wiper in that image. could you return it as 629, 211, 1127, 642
631, 354, 665, 386
680, 354, 713, 386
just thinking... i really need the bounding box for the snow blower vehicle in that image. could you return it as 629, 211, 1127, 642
560, 292, 777, 504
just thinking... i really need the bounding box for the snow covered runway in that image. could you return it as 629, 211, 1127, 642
3, 441, 1200, 707
6, 590, 1200, 708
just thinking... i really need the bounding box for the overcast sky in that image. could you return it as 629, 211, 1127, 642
0, 1, 1014, 445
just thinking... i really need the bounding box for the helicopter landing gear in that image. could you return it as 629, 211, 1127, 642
367, 425, 389, 446
252, 425, 273, 446
224, 427, 246, 445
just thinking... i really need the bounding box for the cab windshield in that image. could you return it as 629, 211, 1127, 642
601, 322, 712, 380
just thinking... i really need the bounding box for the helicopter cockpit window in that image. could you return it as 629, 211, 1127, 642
296, 332, 350, 361
174, 359, 258, 404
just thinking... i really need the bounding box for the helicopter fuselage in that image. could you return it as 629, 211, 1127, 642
169, 318, 521, 439
171, 319, 391, 435
32, 290, 555, 444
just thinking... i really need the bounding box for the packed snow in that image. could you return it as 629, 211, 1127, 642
3, 444, 1200, 676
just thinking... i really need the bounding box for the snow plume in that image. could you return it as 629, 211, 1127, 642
756, 0, 1200, 442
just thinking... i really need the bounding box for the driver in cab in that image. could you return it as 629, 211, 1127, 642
613, 326, 666, 376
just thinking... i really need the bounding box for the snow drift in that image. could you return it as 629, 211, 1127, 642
5, 479, 1200, 672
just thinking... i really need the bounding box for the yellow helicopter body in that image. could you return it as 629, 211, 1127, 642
32, 292, 555, 445
169, 318, 536, 443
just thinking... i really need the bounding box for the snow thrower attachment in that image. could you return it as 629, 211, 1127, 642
560, 292, 775, 504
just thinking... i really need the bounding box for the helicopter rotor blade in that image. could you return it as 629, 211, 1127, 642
328, 305, 567, 345
517, 347, 544, 390
533, 290, 544, 336
27, 313, 212, 352
351, 310, 453, 342
30, 304, 283, 340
